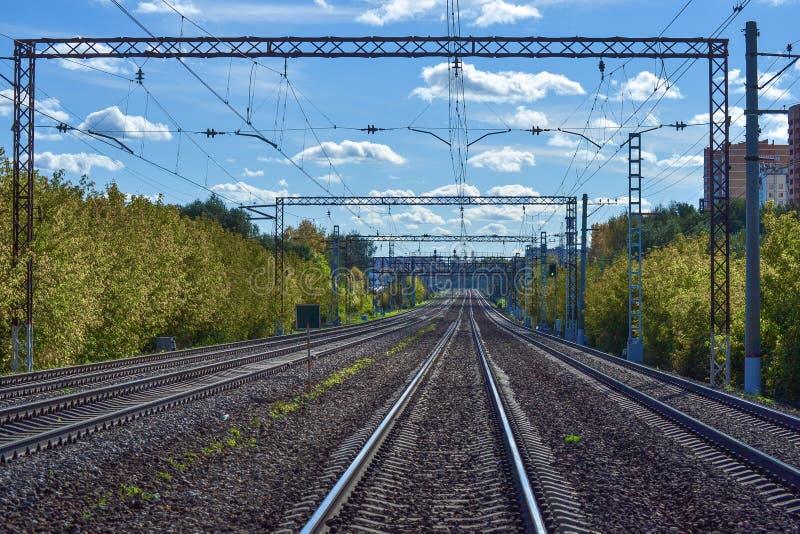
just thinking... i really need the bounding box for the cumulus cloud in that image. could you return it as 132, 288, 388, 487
657, 154, 704, 168
473, 1, 541, 26
431, 226, 454, 235
0, 89, 69, 123
369, 188, 415, 197
356, 0, 438, 25
463, 205, 525, 222
412, 62, 584, 103
615, 71, 683, 102
500, 106, 548, 128
318, 173, 342, 184
78, 106, 172, 141
393, 206, 446, 225
210, 182, 287, 204
293, 140, 406, 165
54, 42, 133, 75
729, 68, 794, 101
314, 0, 332, 8
241, 168, 264, 178
477, 222, 509, 235
278, 178, 289, 187
486, 184, 539, 196
468, 146, 535, 172
135, 0, 202, 17
547, 132, 579, 148
34, 151, 124, 174
423, 183, 482, 196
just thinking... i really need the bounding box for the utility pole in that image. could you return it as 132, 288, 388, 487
626, 132, 644, 363
578, 193, 588, 345
539, 231, 548, 332
744, 20, 761, 394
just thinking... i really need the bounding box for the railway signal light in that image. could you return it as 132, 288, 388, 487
548, 263, 557, 277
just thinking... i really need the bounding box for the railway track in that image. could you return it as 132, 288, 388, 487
0, 299, 451, 462
0, 298, 442, 404
478, 293, 800, 511
300, 296, 548, 533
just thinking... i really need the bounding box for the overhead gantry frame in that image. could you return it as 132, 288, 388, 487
11, 35, 729, 377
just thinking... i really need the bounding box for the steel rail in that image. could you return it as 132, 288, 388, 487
300, 302, 464, 533
469, 302, 547, 534
0, 298, 439, 389
0, 302, 451, 462
0, 311, 435, 426
479, 299, 800, 493
503, 311, 800, 433
0, 303, 438, 401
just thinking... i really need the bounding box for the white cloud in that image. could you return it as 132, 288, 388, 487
501, 106, 548, 128
423, 183, 482, 196
356, 0, 438, 25
278, 178, 288, 187
730, 68, 794, 101
369, 188, 415, 197
0, 89, 70, 123
547, 132, 579, 148
657, 154, 704, 168
463, 205, 525, 222
615, 71, 683, 102
762, 114, 789, 143
54, 42, 133, 75
486, 184, 540, 196
34, 151, 124, 174
478, 222, 509, 235
314, 0, 332, 8
135, 0, 202, 18
241, 168, 264, 178
293, 140, 406, 165
468, 146, 535, 172
210, 182, 287, 204
78, 106, 172, 141
473, 1, 541, 26
431, 226, 453, 235
591, 117, 620, 129
393, 206, 446, 225
413, 62, 585, 103
35, 133, 64, 142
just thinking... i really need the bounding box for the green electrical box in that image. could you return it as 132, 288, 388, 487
295, 304, 321, 329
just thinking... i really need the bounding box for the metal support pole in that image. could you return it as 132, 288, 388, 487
709, 44, 731, 387
565, 199, 578, 342
744, 20, 761, 395
538, 231, 548, 332
578, 193, 588, 345
524, 244, 534, 328
274, 199, 285, 335
410, 256, 417, 308
12, 43, 35, 372
627, 133, 644, 363
331, 225, 340, 325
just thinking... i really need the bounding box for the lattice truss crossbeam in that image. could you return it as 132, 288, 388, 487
29, 36, 727, 59
11, 35, 729, 380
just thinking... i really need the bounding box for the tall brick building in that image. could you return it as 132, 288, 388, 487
703, 139, 789, 205
788, 103, 800, 205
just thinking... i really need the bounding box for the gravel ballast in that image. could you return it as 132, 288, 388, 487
0, 305, 453, 532
478, 308, 799, 532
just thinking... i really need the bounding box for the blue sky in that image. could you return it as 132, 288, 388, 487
1, 0, 798, 256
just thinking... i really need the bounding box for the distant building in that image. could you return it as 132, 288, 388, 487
704, 139, 789, 205
760, 165, 789, 207
788, 103, 800, 204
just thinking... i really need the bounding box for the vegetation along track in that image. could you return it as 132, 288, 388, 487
301, 295, 548, 533
477, 293, 800, 513
0, 298, 452, 462
0, 299, 439, 403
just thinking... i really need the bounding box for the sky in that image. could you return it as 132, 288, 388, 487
1, 0, 798, 257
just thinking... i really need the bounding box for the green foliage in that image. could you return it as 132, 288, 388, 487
585, 207, 800, 404
564, 434, 581, 443
0, 153, 355, 371
179, 196, 257, 239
